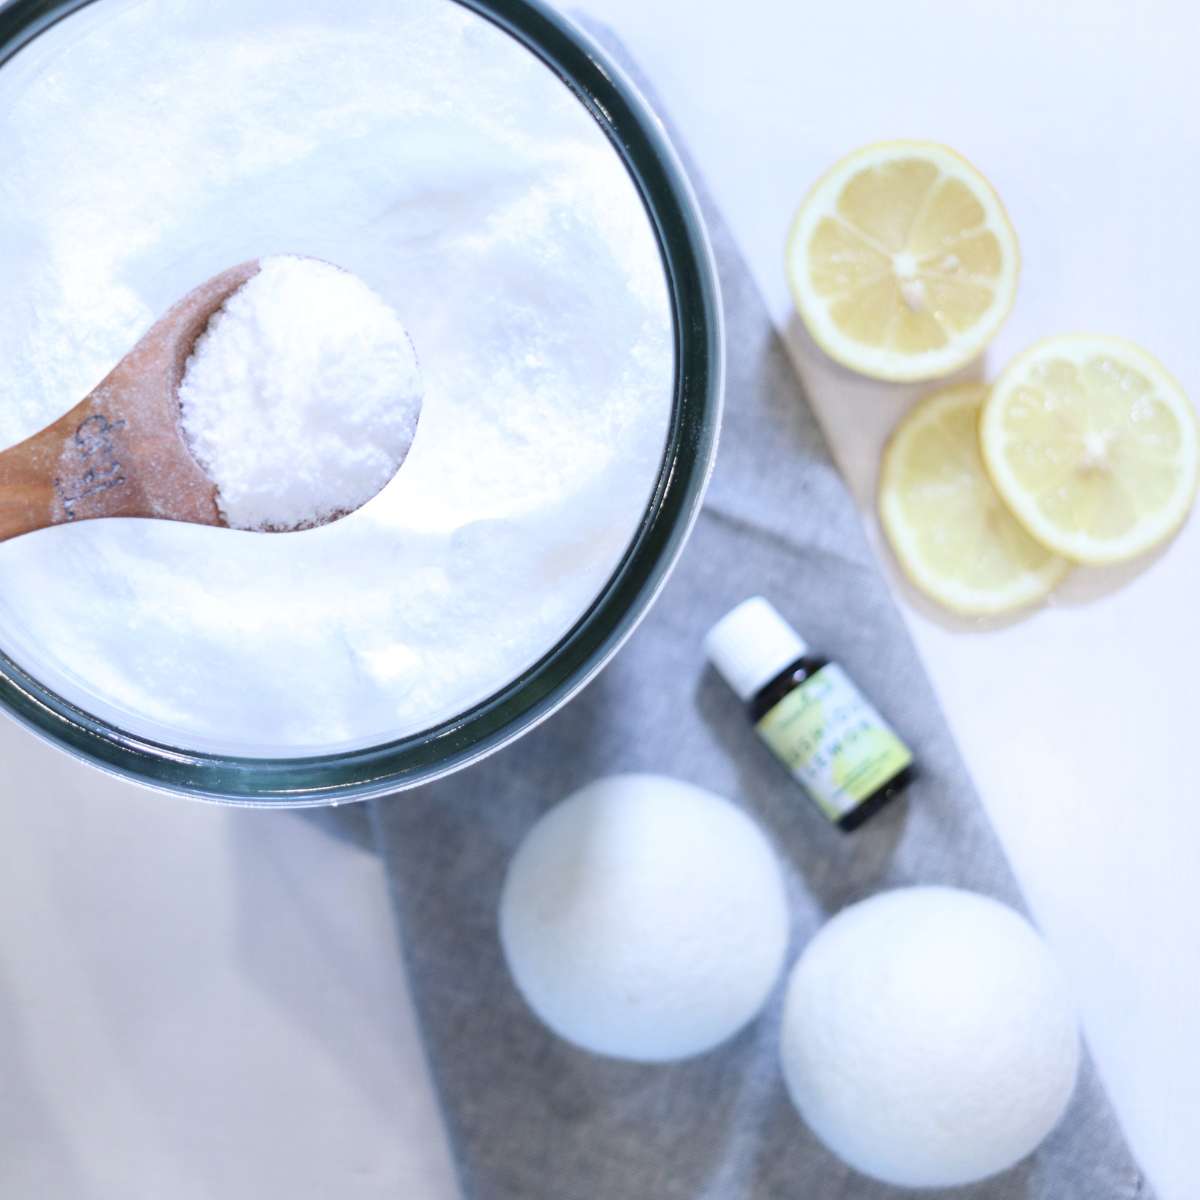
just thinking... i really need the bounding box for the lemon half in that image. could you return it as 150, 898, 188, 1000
880, 384, 1069, 615
980, 336, 1199, 564
788, 141, 1019, 382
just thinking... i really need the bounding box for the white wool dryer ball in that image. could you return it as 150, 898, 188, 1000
780, 886, 1080, 1188
499, 773, 790, 1062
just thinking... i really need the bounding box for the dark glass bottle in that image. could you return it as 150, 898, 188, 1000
706, 597, 915, 832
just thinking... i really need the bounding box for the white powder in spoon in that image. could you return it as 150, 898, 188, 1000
0, 0, 674, 754
178, 256, 423, 531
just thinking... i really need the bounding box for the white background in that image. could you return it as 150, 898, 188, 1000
0, 1, 1195, 1196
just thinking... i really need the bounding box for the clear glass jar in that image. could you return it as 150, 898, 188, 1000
0, 0, 723, 804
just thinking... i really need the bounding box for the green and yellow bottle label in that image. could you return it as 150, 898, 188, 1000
755, 665, 912, 821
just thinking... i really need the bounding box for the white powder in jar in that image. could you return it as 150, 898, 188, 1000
0, 0, 675, 754
178, 256, 423, 531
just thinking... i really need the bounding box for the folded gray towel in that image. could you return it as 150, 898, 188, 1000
370, 27, 1150, 1200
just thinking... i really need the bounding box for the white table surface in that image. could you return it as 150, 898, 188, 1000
0, 1, 1193, 1197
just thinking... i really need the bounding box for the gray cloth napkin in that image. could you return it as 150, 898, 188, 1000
369, 31, 1151, 1200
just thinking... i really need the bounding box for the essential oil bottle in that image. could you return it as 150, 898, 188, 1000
705, 596, 914, 831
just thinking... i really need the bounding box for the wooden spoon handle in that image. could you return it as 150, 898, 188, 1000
0, 261, 257, 544
0, 444, 54, 542
0, 397, 146, 542
0, 380, 217, 543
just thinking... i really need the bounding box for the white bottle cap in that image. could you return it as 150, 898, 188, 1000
704, 596, 808, 702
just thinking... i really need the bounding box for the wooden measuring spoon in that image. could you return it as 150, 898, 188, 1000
0, 261, 261, 543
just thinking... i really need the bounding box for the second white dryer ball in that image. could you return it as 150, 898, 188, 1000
780, 886, 1080, 1188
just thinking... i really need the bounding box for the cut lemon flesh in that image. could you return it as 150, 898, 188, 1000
981, 336, 1199, 564
787, 141, 1019, 382
880, 384, 1069, 615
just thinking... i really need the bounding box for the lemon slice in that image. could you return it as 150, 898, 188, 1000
787, 141, 1019, 382
981, 336, 1199, 564
880, 383, 1069, 615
